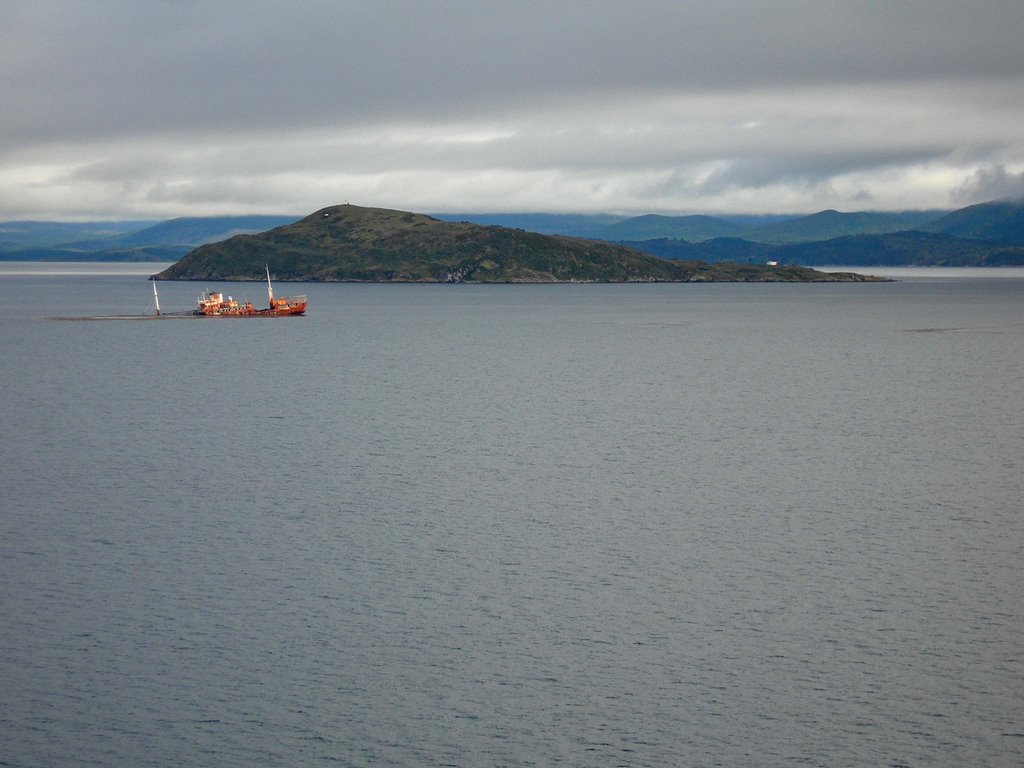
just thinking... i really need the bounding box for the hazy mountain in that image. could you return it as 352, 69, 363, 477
156, 204, 876, 282
626, 231, 1024, 267
64, 215, 301, 251
621, 237, 770, 264
889, 209, 951, 228
0, 215, 300, 261
738, 210, 924, 244
716, 214, 808, 229
1, 245, 191, 262
431, 213, 621, 237
0, 220, 160, 250
594, 214, 744, 242
434, 209, 950, 243
778, 231, 1024, 266
433, 212, 784, 239
916, 200, 1024, 244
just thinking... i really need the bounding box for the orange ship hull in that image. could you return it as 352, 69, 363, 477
149, 267, 306, 318
194, 291, 307, 316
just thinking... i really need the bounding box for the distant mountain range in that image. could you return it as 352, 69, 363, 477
0, 215, 300, 261
449, 201, 1024, 265
438, 208, 952, 243
627, 231, 1024, 267
3, 200, 1024, 266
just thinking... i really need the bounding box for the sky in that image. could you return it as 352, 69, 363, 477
3, 0, 1024, 220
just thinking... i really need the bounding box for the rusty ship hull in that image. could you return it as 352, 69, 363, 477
194, 291, 307, 316
190, 265, 306, 316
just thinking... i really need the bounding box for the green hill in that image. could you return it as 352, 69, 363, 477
626, 231, 1024, 267
622, 237, 771, 264
155, 204, 879, 283
917, 200, 1024, 244
596, 214, 744, 241
779, 231, 1024, 266
740, 210, 921, 244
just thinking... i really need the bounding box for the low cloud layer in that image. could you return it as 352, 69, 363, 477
3, 1, 1023, 219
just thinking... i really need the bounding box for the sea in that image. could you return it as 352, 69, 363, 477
1, 263, 1022, 767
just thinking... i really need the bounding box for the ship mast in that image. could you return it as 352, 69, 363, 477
152, 280, 161, 316
266, 265, 274, 303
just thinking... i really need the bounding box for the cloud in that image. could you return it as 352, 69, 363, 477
954, 165, 1024, 205
2, 1, 1024, 217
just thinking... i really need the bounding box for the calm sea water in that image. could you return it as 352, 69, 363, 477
1, 264, 1022, 767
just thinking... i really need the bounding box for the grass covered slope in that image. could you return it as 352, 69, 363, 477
155, 204, 881, 282
917, 200, 1024, 244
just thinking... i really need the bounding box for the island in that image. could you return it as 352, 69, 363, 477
153, 204, 885, 283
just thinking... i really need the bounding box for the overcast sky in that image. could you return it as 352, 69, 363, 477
3, 0, 1024, 220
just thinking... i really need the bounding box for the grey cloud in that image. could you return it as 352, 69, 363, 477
955, 165, 1024, 205
4, 1, 1024, 148
2, 1, 1024, 217
696, 149, 946, 195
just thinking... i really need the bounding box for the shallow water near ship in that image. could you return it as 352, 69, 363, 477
2, 266, 1023, 767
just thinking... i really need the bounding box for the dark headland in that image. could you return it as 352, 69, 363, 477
153, 204, 886, 283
